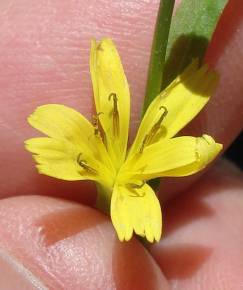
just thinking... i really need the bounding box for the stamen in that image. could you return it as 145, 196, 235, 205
127, 180, 146, 189
159, 106, 168, 120
149, 106, 168, 139
77, 153, 97, 174
92, 112, 104, 136
129, 189, 146, 198
108, 93, 119, 137
139, 135, 149, 153
97, 43, 104, 51
140, 106, 168, 153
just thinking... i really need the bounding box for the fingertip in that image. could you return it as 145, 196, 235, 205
0, 195, 169, 290
151, 159, 243, 290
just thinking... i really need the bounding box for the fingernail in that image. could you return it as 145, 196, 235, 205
0, 248, 47, 290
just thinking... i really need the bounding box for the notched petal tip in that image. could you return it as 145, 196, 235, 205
117, 232, 125, 242
97, 38, 116, 50
124, 229, 133, 242
90, 38, 117, 61
24, 138, 32, 150
197, 134, 223, 164
111, 184, 162, 243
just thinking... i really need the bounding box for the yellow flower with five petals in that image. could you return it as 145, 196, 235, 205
25, 38, 222, 243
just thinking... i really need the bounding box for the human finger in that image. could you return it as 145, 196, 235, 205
151, 159, 243, 290
0, 195, 169, 290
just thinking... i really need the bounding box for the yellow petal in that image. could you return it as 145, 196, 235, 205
25, 137, 113, 185
129, 60, 218, 156
111, 183, 162, 242
28, 104, 94, 154
27, 104, 113, 171
25, 137, 94, 181
161, 135, 223, 177
126, 135, 222, 180
90, 38, 130, 168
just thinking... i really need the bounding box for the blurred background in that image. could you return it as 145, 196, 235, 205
225, 132, 243, 169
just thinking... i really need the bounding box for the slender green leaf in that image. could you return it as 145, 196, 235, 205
142, 0, 175, 115
146, 0, 228, 191
162, 0, 228, 88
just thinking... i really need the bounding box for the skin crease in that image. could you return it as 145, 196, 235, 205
0, 0, 242, 289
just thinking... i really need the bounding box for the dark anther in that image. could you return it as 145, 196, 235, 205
159, 106, 168, 121
129, 189, 146, 197
139, 105, 168, 153
151, 106, 168, 133
93, 112, 104, 136
108, 92, 118, 102
139, 135, 149, 153
77, 153, 97, 174
108, 93, 119, 136
108, 93, 118, 113
129, 180, 146, 189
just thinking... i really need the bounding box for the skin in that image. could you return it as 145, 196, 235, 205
0, 0, 242, 289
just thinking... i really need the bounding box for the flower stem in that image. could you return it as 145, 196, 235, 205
142, 0, 175, 115
96, 183, 112, 214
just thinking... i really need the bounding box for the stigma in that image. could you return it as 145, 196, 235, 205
77, 153, 97, 174
140, 106, 168, 153
109, 93, 120, 137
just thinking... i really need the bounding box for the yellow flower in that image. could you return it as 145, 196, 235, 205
25, 38, 222, 243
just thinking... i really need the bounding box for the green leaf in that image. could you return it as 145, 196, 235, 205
162, 0, 228, 88
146, 0, 228, 192
142, 0, 175, 115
